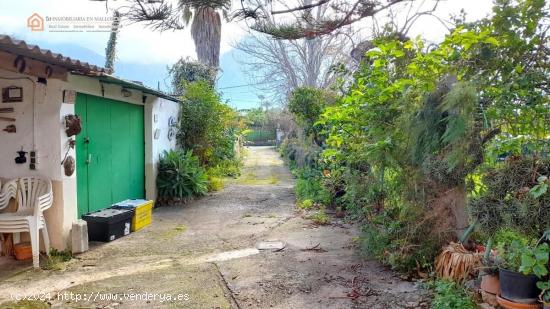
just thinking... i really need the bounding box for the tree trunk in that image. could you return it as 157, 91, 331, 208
191, 7, 221, 68
432, 185, 469, 238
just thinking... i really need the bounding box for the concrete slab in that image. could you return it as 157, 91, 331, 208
256, 241, 286, 251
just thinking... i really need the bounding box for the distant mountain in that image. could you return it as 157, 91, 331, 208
32, 41, 171, 92
26, 40, 259, 109
217, 47, 260, 109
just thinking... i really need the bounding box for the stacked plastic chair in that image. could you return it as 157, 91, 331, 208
0, 177, 52, 268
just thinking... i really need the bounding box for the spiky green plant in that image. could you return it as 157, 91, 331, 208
156, 150, 208, 204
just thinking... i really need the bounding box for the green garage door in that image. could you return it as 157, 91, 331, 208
75, 93, 145, 217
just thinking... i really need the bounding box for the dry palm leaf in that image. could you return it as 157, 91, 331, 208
435, 242, 482, 282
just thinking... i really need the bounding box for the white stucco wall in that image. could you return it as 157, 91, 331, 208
0, 69, 64, 180
0, 69, 179, 250
144, 97, 180, 200
0, 68, 75, 249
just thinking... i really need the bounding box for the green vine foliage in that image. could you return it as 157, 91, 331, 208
169, 58, 217, 94
432, 279, 477, 309
288, 87, 335, 144
177, 81, 240, 165
315, 0, 549, 272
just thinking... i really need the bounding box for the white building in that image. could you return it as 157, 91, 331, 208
0, 35, 180, 250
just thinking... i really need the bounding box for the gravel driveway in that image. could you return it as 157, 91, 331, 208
0, 146, 428, 309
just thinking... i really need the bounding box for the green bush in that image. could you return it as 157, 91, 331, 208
280, 138, 322, 169
298, 199, 314, 210
207, 158, 242, 178
432, 279, 476, 309
287, 87, 335, 139
169, 58, 217, 94
469, 157, 550, 238
157, 150, 208, 203
361, 203, 449, 273
309, 209, 330, 225
177, 81, 240, 165
494, 228, 530, 246
497, 239, 549, 277
294, 169, 331, 205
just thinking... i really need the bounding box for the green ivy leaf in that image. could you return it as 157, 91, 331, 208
530, 183, 548, 198
534, 264, 548, 277
521, 254, 536, 268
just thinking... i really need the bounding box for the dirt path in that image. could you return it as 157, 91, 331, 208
0, 146, 429, 308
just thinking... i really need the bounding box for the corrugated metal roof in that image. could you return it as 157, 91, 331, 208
92, 74, 181, 102
0, 34, 110, 74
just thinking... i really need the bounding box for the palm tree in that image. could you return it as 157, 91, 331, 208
119, 0, 230, 68
182, 2, 228, 68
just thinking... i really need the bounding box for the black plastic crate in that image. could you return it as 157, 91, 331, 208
82, 208, 133, 242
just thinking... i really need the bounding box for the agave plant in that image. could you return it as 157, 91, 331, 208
157, 150, 208, 204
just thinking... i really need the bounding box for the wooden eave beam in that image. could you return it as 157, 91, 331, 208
0, 50, 68, 81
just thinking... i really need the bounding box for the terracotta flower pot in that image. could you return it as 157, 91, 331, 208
14, 242, 32, 261
497, 295, 542, 309
481, 273, 500, 295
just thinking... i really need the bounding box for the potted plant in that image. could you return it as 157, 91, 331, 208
498, 241, 549, 304
480, 264, 501, 306
479, 243, 500, 297
480, 266, 500, 295
537, 281, 550, 309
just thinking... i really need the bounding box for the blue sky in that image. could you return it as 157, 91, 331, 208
11, 37, 260, 110
0, 0, 259, 109
0, 1, 495, 110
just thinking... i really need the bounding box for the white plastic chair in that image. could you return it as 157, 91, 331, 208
0, 179, 17, 211
0, 177, 53, 268
0, 179, 17, 254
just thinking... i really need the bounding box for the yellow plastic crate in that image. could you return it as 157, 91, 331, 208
112, 199, 153, 232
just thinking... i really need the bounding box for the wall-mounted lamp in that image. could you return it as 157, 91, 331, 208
121, 88, 132, 97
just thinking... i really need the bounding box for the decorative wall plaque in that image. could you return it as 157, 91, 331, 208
2, 86, 23, 103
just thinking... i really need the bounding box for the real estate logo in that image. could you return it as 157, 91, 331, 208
27, 13, 44, 32
26, 13, 117, 33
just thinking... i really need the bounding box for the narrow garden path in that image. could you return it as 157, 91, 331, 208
0, 146, 428, 309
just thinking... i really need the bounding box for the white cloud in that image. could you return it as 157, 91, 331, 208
0, 0, 494, 66
0, 0, 247, 64
408, 0, 495, 42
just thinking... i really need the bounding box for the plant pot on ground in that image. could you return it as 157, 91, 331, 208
480, 251, 501, 295
481, 272, 500, 295
479, 257, 501, 305
498, 241, 549, 304
496, 295, 543, 309
500, 268, 541, 303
